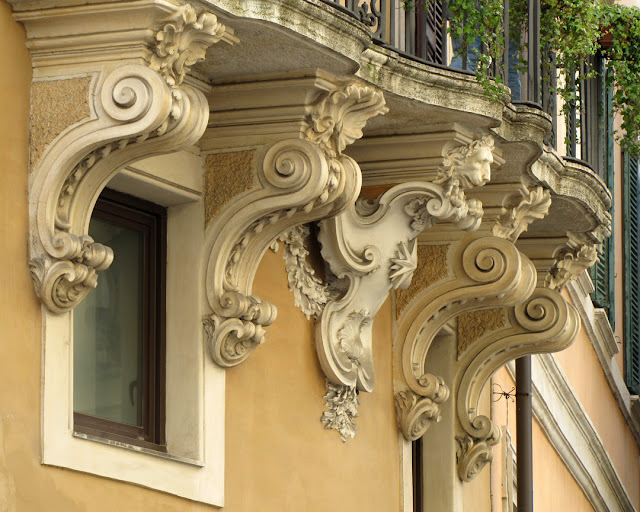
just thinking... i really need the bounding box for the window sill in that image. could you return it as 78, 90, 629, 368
72, 431, 204, 467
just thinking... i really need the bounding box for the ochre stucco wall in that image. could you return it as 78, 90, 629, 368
532, 419, 595, 511
555, 320, 640, 509
0, 8, 218, 511
0, 2, 380, 510
224, 248, 401, 511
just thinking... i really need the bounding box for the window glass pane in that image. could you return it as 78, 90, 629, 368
73, 216, 144, 427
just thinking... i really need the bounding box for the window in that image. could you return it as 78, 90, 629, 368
73, 189, 166, 450
41, 152, 225, 506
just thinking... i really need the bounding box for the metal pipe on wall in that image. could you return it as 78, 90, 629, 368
516, 355, 534, 512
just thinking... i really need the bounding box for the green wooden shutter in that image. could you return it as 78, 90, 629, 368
624, 153, 640, 395
590, 62, 615, 324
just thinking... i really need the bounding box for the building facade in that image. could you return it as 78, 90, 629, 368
0, 0, 638, 510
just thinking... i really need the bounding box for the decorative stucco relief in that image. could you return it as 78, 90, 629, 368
28, 4, 233, 314
394, 236, 537, 441
272, 224, 332, 319
317, 136, 494, 393
492, 186, 552, 242
454, 285, 580, 481
546, 242, 599, 290
321, 379, 359, 442
203, 82, 388, 368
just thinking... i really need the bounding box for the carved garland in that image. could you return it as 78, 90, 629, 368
203, 83, 388, 368
29, 5, 231, 313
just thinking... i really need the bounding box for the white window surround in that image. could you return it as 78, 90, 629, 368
41, 151, 226, 507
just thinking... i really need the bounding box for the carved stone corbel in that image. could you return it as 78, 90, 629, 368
203, 82, 388, 367
393, 236, 537, 441
546, 241, 600, 291
316, 136, 495, 392
454, 286, 580, 481
492, 186, 552, 242
26, 4, 235, 313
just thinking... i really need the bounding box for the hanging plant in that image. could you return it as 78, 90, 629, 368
603, 4, 640, 154
421, 0, 640, 154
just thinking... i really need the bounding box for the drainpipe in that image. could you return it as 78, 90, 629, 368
516, 356, 533, 512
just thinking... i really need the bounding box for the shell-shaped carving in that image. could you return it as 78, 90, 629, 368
203, 313, 267, 367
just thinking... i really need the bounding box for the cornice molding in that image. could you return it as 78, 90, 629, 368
203, 81, 388, 368
522, 354, 636, 512
26, 3, 234, 314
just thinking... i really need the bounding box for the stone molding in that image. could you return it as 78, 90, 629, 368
565, 273, 640, 446
393, 235, 537, 442
316, 136, 493, 392
203, 81, 388, 368
23, 2, 235, 313
512, 355, 636, 512
454, 286, 580, 481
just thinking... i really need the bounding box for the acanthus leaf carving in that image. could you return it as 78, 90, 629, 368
149, 5, 231, 88
395, 374, 449, 441
318, 136, 497, 393
305, 83, 389, 157
29, 5, 232, 314
321, 379, 359, 442
455, 430, 500, 482
546, 242, 599, 290
492, 186, 552, 242
389, 239, 418, 290
204, 82, 388, 368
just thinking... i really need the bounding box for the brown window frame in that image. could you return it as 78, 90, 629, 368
73, 188, 167, 452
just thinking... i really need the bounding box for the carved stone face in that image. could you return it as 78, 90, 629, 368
458, 146, 493, 188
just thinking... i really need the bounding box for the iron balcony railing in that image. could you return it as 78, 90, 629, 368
320, 0, 541, 103
320, 0, 608, 178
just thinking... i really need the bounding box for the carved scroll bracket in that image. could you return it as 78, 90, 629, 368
27, 4, 234, 313
203, 82, 388, 367
393, 235, 537, 441
454, 286, 580, 481
316, 136, 497, 393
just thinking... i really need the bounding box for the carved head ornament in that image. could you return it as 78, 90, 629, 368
438, 136, 495, 189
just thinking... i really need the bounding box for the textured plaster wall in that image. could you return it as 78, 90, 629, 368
555, 321, 640, 509
224, 248, 401, 511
